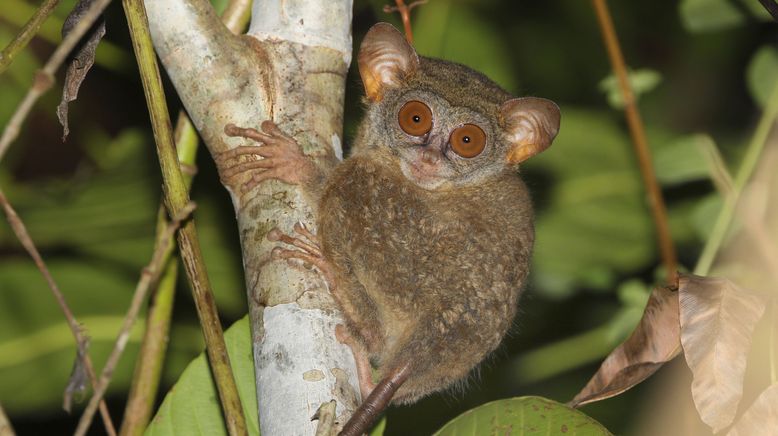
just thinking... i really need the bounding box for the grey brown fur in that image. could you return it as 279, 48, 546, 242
222, 22, 560, 433
319, 153, 532, 403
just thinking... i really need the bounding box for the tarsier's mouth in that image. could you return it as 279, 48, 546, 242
400, 157, 447, 190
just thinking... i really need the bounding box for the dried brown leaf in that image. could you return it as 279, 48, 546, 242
679, 273, 768, 433
62, 337, 90, 413
56, 0, 106, 141
727, 383, 778, 436
569, 284, 681, 407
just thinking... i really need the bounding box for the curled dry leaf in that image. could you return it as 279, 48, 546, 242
727, 383, 778, 436
678, 273, 768, 433
57, 0, 107, 141
62, 337, 90, 413
569, 284, 681, 407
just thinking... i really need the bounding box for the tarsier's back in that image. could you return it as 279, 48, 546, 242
317, 23, 559, 405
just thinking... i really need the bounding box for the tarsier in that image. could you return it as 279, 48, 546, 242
221, 23, 560, 436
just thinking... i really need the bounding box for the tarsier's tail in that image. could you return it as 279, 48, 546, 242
339, 363, 412, 436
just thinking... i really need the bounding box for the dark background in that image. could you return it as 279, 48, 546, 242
1, 0, 775, 434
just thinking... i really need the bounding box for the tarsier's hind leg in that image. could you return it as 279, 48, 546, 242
335, 324, 376, 400
270, 224, 385, 352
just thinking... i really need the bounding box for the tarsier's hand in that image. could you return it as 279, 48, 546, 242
217, 120, 315, 194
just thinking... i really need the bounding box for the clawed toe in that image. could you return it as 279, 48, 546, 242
268, 224, 335, 286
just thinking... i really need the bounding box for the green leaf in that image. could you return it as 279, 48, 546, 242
529, 108, 653, 297
679, 0, 772, 33
691, 194, 723, 240
598, 69, 662, 109
747, 45, 778, 108
433, 396, 612, 436
654, 134, 715, 186
413, 2, 517, 92
146, 316, 259, 436
369, 416, 386, 436
0, 259, 202, 413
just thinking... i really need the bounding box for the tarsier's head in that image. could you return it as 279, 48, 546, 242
357, 23, 561, 190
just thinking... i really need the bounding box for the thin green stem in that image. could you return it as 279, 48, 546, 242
511, 324, 614, 384
119, 1, 249, 431
73, 201, 195, 436
119, 114, 197, 436
120, 0, 247, 435
0, 187, 116, 435
694, 79, 778, 275
0, 0, 61, 75
0, 0, 132, 73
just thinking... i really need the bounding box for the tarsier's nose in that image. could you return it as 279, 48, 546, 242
420, 148, 441, 165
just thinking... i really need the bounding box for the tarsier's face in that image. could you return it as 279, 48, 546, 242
358, 23, 561, 191
386, 89, 501, 190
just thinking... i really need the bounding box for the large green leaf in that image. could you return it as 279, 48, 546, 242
528, 107, 652, 297
433, 396, 611, 436
747, 45, 778, 109
146, 316, 259, 436
654, 134, 716, 186
679, 0, 772, 33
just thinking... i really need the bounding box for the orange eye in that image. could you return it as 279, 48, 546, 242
450, 124, 486, 158
398, 101, 433, 136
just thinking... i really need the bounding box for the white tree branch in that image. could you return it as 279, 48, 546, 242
143, 0, 358, 434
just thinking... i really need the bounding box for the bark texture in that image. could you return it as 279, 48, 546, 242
142, 1, 358, 434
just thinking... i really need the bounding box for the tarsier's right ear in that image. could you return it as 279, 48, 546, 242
358, 23, 420, 102
500, 97, 561, 165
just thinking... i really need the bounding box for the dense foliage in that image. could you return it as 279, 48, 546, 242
0, 0, 775, 434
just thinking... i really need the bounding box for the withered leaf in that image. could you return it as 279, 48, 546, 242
62, 337, 90, 413
678, 273, 768, 433
569, 284, 681, 408
727, 383, 778, 436
57, 0, 107, 141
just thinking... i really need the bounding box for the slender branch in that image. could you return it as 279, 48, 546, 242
120, 2, 249, 430
119, 115, 196, 436
383, 0, 426, 44
0, 0, 114, 162
759, 0, 778, 21
73, 202, 196, 436
694, 78, 778, 275
118, 240, 179, 436
0, 403, 15, 436
591, 0, 678, 284
0, 0, 132, 74
0, 188, 116, 435
0, 0, 62, 75
122, 0, 247, 434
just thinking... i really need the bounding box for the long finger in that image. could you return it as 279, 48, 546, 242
221, 159, 276, 178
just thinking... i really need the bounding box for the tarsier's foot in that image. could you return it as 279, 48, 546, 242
217, 120, 314, 193
336, 324, 376, 400
268, 222, 336, 286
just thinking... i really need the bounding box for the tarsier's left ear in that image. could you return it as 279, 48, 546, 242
358, 23, 420, 101
500, 97, 561, 164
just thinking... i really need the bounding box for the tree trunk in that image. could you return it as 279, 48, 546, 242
142, 0, 359, 433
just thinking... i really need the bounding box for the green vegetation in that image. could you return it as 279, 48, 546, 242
1, 0, 775, 434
